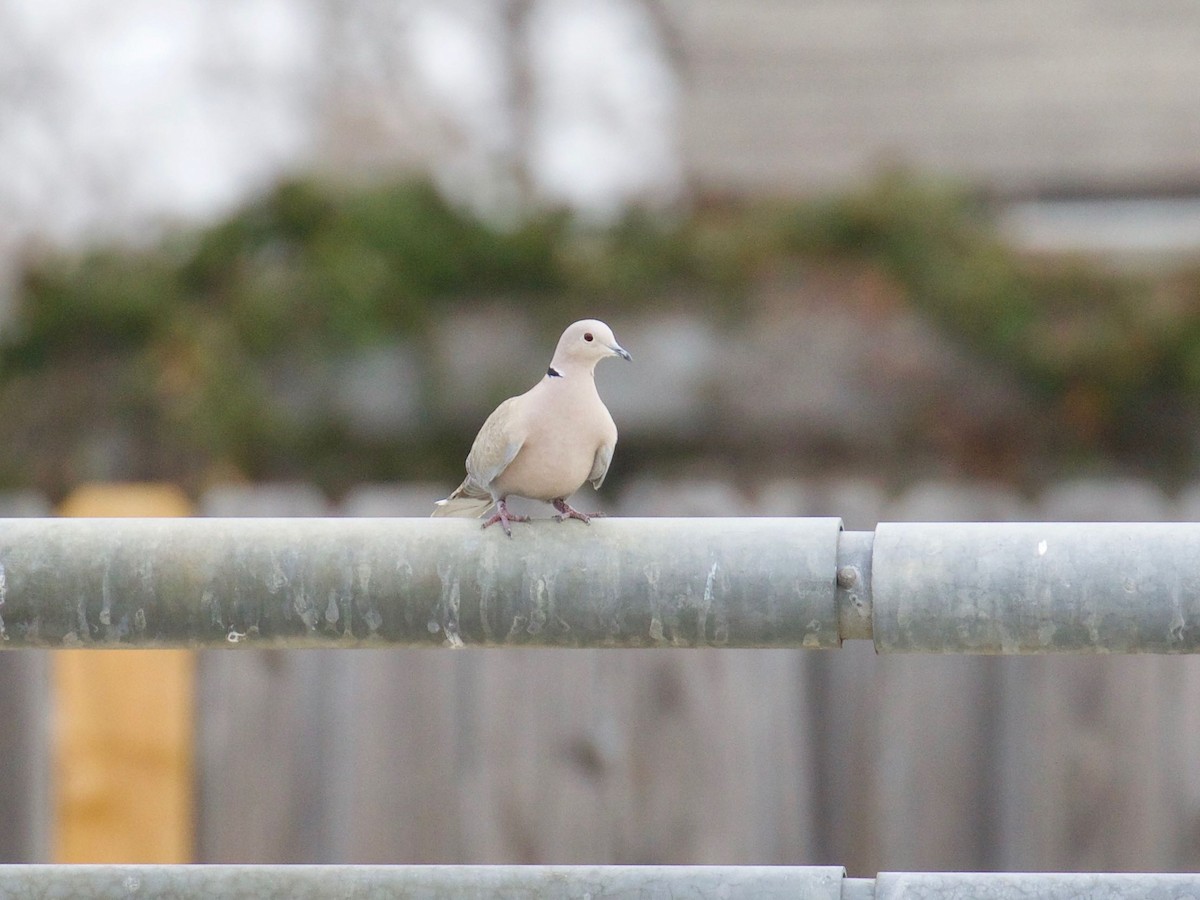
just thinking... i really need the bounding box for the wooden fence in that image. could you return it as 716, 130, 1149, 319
2, 478, 1200, 875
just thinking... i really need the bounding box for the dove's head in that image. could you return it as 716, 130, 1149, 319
551, 319, 631, 372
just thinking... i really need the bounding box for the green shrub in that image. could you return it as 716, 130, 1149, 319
7, 170, 1200, 493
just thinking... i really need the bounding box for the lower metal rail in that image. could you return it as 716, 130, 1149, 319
0, 865, 1196, 898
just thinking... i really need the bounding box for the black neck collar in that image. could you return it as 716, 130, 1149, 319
547, 366, 563, 378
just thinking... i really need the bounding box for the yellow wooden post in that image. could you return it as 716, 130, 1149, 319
53, 484, 195, 863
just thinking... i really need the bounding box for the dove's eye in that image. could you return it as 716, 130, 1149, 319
583, 332, 594, 342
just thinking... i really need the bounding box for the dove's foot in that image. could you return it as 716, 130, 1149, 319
482, 499, 529, 537
553, 498, 604, 525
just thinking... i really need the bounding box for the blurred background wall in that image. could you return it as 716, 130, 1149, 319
2, 0, 1200, 876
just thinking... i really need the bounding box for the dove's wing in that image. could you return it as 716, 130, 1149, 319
431, 397, 526, 518
465, 396, 527, 490
588, 442, 615, 491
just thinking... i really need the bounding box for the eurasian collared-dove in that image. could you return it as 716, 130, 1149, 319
432, 319, 631, 535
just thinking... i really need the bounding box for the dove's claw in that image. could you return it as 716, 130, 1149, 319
482, 499, 529, 537
552, 499, 600, 525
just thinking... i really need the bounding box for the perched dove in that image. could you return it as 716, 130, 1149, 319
432, 319, 631, 535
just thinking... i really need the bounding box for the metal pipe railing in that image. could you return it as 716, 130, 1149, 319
0, 865, 1197, 898
871, 521, 1200, 652
0, 517, 1197, 652
0, 866, 846, 898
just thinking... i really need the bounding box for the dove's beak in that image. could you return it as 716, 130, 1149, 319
611, 343, 632, 361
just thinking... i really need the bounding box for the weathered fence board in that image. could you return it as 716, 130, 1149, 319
198, 651, 817, 865
0, 654, 49, 862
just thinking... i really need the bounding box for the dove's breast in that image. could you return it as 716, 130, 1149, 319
492, 383, 616, 502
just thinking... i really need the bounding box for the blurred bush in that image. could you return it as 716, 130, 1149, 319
4, 171, 1200, 496
777, 172, 1200, 463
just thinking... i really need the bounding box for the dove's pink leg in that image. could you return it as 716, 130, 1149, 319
481, 498, 529, 537
553, 498, 604, 525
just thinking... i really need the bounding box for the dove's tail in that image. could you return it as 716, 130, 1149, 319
431, 483, 495, 518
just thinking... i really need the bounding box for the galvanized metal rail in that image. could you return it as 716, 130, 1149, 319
0, 517, 1198, 652
0, 865, 1197, 898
